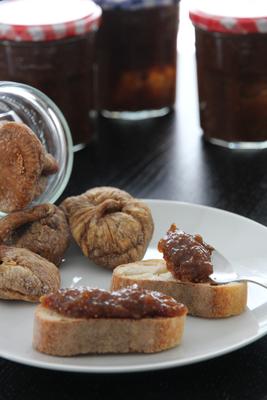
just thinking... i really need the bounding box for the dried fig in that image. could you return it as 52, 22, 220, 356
0, 204, 70, 266
61, 187, 154, 270
0, 121, 59, 213
0, 245, 60, 302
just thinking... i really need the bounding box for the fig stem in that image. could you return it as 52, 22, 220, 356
96, 199, 122, 218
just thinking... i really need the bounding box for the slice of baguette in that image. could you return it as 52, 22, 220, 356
33, 304, 186, 356
111, 260, 247, 318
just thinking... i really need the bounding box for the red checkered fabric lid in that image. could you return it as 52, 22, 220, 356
189, 0, 267, 34
0, 0, 102, 41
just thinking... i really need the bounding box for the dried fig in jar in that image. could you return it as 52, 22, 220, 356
0, 245, 60, 302
61, 187, 154, 269
0, 204, 70, 266
0, 121, 58, 213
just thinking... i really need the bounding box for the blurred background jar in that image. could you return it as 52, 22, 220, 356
190, 0, 267, 149
95, 0, 180, 120
0, 0, 101, 151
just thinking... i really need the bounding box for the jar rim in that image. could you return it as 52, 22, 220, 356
189, 0, 267, 34
0, 81, 74, 214
0, 0, 102, 42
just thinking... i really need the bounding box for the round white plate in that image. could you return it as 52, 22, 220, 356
1, 199, 267, 373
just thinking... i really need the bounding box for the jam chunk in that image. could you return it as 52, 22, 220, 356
158, 224, 214, 283
40, 286, 187, 319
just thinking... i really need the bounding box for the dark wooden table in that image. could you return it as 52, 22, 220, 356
1, 7, 267, 400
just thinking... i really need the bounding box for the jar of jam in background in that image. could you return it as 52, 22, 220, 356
0, 0, 101, 151
95, 0, 180, 120
190, 0, 267, 149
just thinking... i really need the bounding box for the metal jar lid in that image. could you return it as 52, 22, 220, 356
0, 81, 73, 210
94, 0, 180, 11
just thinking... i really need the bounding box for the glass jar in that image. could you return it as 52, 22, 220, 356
0, 0, 101, 151
95, 0, 180, 119
190, 0, 267, 149
0, 81, 73, 214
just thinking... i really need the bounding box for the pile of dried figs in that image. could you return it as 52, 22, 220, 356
0, 122, 154, 302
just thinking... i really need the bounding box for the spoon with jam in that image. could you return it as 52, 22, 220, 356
158, 224, 267, 289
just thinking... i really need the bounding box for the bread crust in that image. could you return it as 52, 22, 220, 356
33, 305, 186, 356
111, 260, 247, 318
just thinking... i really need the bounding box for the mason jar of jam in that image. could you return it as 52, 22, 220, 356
0, 0, 101, 151
190, 1, 267, 149
95, 0, 180, 119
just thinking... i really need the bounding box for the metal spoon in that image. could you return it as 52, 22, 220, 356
210, 250, 267, 289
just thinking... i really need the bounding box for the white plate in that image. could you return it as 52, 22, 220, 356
1, 199, 267, 373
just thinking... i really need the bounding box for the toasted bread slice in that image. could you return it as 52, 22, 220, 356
111, 260, 247, 318
33, 304, 186, 356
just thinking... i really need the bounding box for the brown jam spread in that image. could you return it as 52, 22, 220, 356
41, 286, 187, 319
158, 224, 214, 283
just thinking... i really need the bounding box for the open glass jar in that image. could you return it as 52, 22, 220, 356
95, 0, 180, 119
0, 81, 73, 214
0, 0, 101, 151
190, 0, 267, 149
